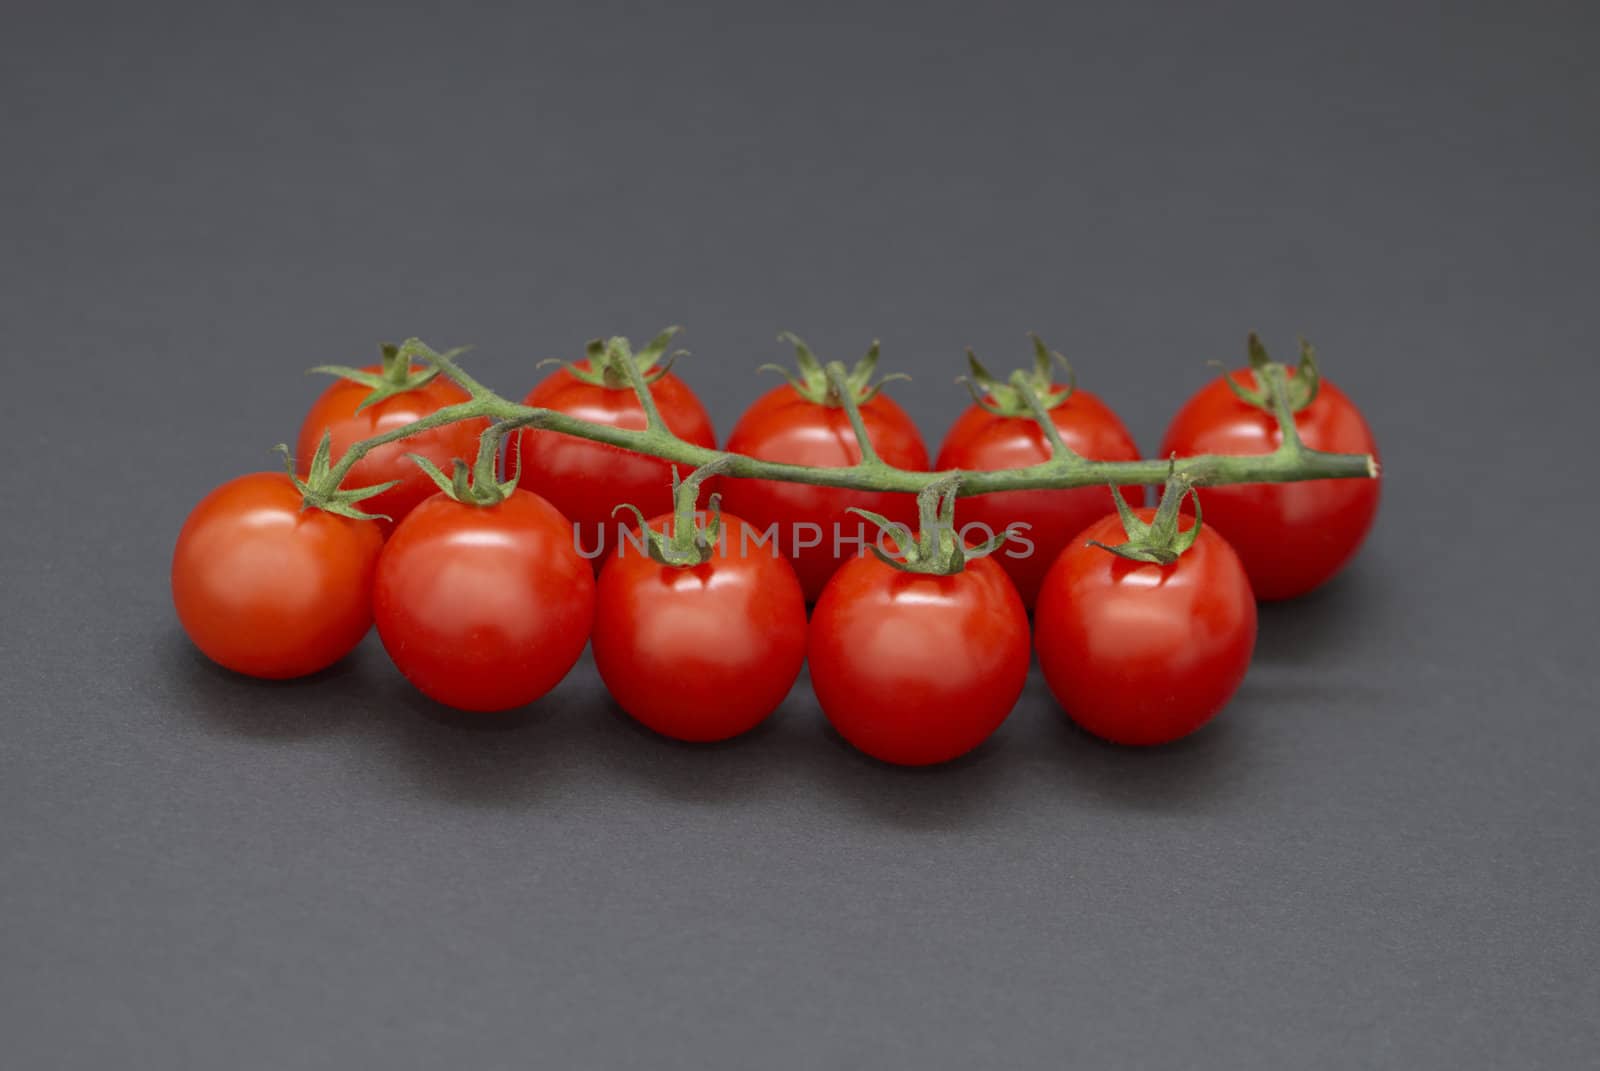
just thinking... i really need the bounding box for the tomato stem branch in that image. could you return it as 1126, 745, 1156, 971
823, 361, 883, 466
611, 336, 670, 433
1258, 362, 1306, 453
302, 337, 1379, 509
1009, 372, 1078, 462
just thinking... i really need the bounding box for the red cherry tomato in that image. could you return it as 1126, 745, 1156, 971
1160, 370, 1379, 600
936, 389, 1141, 609
296, 366, 488, 534
373, 489, 595, 712
808, 554, 1029, 766
719, 385, 929, 601
592, 513, 808, 742
515, 365, 717, 565
172, 472, 383, 679
1035, 508, 1256, 746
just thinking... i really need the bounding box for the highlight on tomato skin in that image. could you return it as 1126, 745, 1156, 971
171, 472, 384, 680
1160, 369, 1380, 601
296, 366, 488, 537
514, 364, 717, 568
592, 512, 808, 743
1034, 508, 1257, 747
372, 488, 596, 713
936, 388, 1142, 610
807, 552, 1030, 766
718, 384, 930, 602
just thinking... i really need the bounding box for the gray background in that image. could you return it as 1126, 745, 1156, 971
3, 1, 1596, 1067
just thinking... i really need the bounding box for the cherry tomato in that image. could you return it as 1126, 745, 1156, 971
593, 513, 807, 742
172, 472, 383, 679
1035, 508, 1256, 746
1160, 370, 1379, 600
808, 554, 1029, 766
719, 385, 930, 601
936, 389, 1141, 609
515, 364, 716, 565
296, 366, 488, 534
373, 489, 595, 712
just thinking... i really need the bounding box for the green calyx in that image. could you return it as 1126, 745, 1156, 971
759, 332, 910, 407
1087, 462, 1202, 566
310, 341, 457, 412
554, 327, 685, 390
848, 474, 1008, 576
960, 334, 1077, 417
613, 457, 734, 567
1225, 332, 1321, 414
276, 433, 399, 522
408, 441, 521, 509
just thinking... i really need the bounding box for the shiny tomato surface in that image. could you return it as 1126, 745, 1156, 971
373, 489, 595, 712
515, 365, 717, 565
172, 472, 383, 679
1035, 508, 1256, 746
593, 513, 807, 742
1159, 370, 1379, 600
936, 389, 1141, 609
808, 553, 1029, 766
718, 385, 929, 602
296, 366, 488, 534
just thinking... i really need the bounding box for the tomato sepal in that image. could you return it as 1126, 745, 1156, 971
1220, 332, 1321, 414
846, 474, 1010, 576
757, 333, 910, 407
1086, 463, 1203, 566
308, 341, 471, 414
541, 327, 686, 390
957, 334, 1078, 418
406, 448, 520, 509
275, 434, 399, 522
610, 456, 734, 567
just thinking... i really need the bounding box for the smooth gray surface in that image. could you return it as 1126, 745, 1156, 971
3, 2, 1597, 1067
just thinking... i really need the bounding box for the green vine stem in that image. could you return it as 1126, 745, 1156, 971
303, 335, 1380, 509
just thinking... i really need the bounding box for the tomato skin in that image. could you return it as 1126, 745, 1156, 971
373, 489, 595, 712
935, 389, 1141, 610
296, 367, 488, 534
1035, 509, 1256, 746
718, 385, 930, 602
515, 366, 717, 566
808, 554, 1030, 766
1159, 371, 1380, 600
592, 514, 807, 742
171, 473, 383, 679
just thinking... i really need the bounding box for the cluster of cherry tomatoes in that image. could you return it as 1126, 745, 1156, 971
171, 334, 1379, 765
